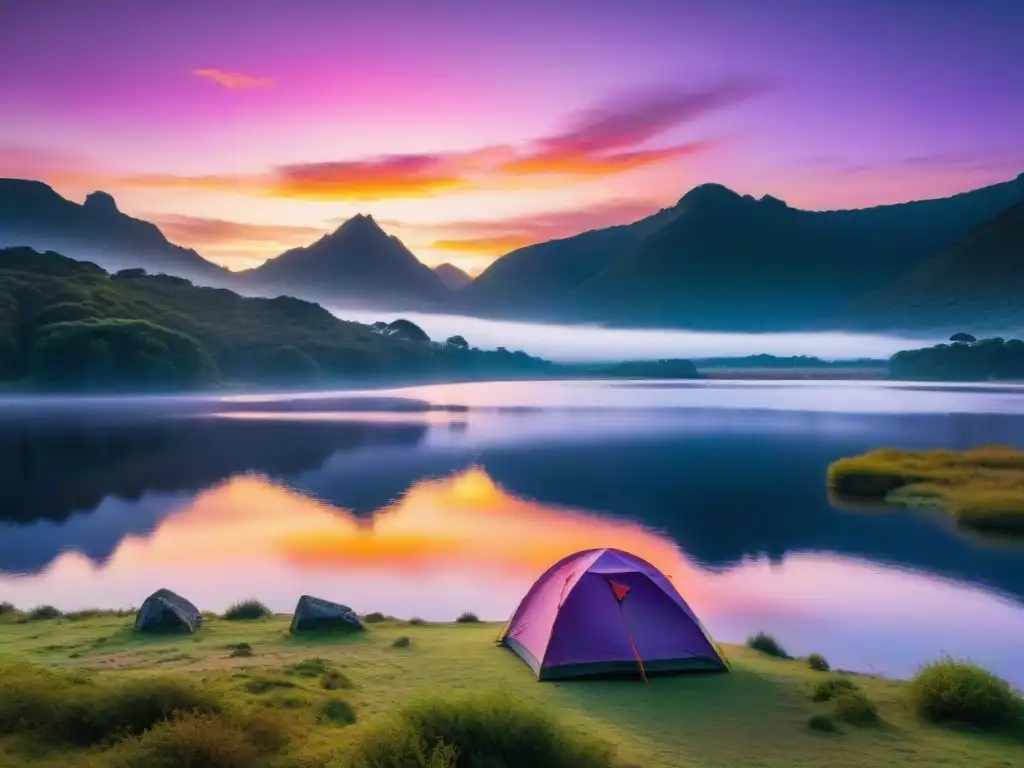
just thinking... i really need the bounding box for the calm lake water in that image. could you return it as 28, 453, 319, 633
2, 379, 1024, 686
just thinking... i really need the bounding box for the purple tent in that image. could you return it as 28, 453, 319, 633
499, 548, 728, 681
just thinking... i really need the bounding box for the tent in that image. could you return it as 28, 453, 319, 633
135, 589, 203, 634
290, 594, 364, 634
498, 548, 728, 681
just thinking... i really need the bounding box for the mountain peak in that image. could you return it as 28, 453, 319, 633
84, 190, 119, 215
677, 183, 742, 206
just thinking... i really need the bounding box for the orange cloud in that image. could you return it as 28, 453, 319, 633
422, 198, 666, 256
269, 154, 470, 201
149, 214, 325, 247
193, 68, 275, 89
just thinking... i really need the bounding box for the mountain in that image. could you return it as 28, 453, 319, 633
457, 174, 1024, 331
455, 205, 680, 318
433, 262, 472, 290
242, 214, 451, 309
0, 178, 231, 284
829, 200, 1024, 335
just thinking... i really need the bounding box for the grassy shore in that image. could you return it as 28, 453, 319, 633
828, 446, 1024, 535
0, 612, 1021, 767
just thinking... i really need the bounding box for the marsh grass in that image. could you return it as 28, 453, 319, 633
906, 658, 1023, 727
828, 446, 1024, 534
747, 632, 788, 658
222, 599, 272, 621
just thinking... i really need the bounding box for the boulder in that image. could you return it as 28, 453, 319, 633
135, 588, 202, 633
290, 594, 364, 634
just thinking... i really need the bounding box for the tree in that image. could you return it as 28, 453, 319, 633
445, 334, 469, 350
114, 268, 147, 279
386, 318, 430, 343
370, 321, 389, 335
949, 332, 977, 344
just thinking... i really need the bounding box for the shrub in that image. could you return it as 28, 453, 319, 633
747, 632, 788, 658
393, 636, 412, 648
0, 601, 17, 615
290, 658, 328, 677
906, 658, 1023, 727
832, 690, 879, 726
334, 689, 614, 768
408, 617, 427, 625
363, 612, 387, 623
320, 698, 357, 725
810, 677, 859, 702
808, 653, 830, 672
243, 677, 297, 695
0, 662, 223, 745
456, 611, 480, 624
321, 669, 354, 691
27, 604, 63, 620
228, 642, 253, 658
222, 599, 272, 621
807, 714, 837, 732
111, 708, 290, 768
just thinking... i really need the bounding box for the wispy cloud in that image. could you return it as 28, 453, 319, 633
149, 214, 325, 247
116, 80, 761, 201
192, 67, 275, 89
403, 198, 666, 257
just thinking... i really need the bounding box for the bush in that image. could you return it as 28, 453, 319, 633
110, 707, 290, 767
810, 677, 859, 702
289, 658, 328, 677
228, 642, 253, 658
832, 690, 878, 726
222, 599, 272, 621
807, 714, 837, 732
0, 601, 17, 615
27, 604, 62, 620
334, 689, 614, 768
0, 662, 223, 745
747, 632, 788, 658
906, 658, 1023, 727
393, 636, 412, 648
808, 653, 830, 672
456, 611, 480, 624
321, 669, 354, 691
363, 612, 387, 623
320, 698, 357, 725
408, 617, 427, 625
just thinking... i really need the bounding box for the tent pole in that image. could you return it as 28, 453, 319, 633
617, 603, 648, 684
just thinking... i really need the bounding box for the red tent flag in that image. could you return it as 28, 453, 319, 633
607, 579, 631, 602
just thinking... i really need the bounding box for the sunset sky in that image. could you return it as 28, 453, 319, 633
2, 0, 1022, 273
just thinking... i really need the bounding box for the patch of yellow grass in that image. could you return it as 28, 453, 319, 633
828, 446, 1024, 534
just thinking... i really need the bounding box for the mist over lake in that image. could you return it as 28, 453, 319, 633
329, 307, 930, 363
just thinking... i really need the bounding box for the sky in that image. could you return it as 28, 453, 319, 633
2, 0, 1023, 273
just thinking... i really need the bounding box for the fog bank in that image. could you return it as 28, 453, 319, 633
331, 308, 932, 363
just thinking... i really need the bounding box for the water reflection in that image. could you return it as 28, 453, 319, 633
3, 466, 1023, 686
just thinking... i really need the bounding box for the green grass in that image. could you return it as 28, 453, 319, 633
832, 690, 879, 726
0, 614, 1021, 767
810, 677, 860, 702
828, 446, 1024, 535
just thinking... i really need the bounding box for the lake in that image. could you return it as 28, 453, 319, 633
2, 379, 1024, 687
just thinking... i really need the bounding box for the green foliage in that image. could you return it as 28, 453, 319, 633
332, 689, 615, 768
0, 661, 223, 745
27, 604, 63, 620
603, 358, 701, 379
289, 658, 328, 677
810, 677, 859, 702
828, 446, 1024, 534
222, 599, 272, 621
320, 698, 358, 725
808, 653, 830, 672
906, 658, 1023, 727
30, 318, 218, 391
890, 337, 1024, 381
408, 617, 427, 625
807, 714, 837, 732
455, 611, 480, 624
0, 247, 553, 392
363, 611, 387, 623
228, 642, 253, 658
747, 632, 788, 658
321, 669, 354, 691
832, 690, 879, 725
0, 600, 16, 615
